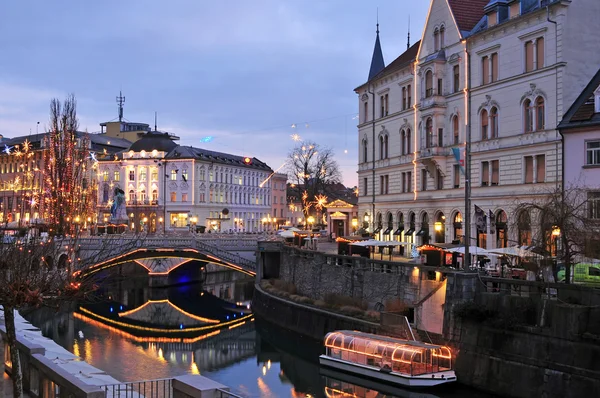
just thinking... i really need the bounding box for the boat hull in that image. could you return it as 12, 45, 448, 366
319, 355, 456, 388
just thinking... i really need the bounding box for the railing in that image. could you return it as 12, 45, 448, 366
102, 378, 172, 398
215, 388, 244, 398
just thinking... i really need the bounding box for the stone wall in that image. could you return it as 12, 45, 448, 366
444, 273, 600, 398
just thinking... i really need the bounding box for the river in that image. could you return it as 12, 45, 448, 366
22, 264, 492, 398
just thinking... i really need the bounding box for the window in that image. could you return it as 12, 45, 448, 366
140, 190, 146, 202
525, 41, 534, 72
151, 169, 158, 181
170, 192, 177, 202
453, 165, 460, 188
440, 26, 445, 48
491, 160, 499, 185
524, 99, 534, 133
114, 171, 120, 182
425, 71, 433, 98
209, 171, 214, 182
536, 97, 545, 131
453, 116, 459, 144
524, 156, 534, 183
437, 78, 443, 96
590, 267, 600, 277
407, 171, 412, 192
588, 192, 600, 219
421, 169, 427, 191
406, 129, 411, 153
481, 110, 489, 140
536, 37, 545, 69
407, 85, 412, 107
139, 168, 147, 181
182, 193, 188, 202
482, 56, 489, 85
434, 28, 439, 52
171, 169, 177, 181
425, 118, 433, 148
182, 169, 188, 182
363, 178, 368, 196
401, 130, 407, 155
379, 135, 388, 159
436, 169, 443, 190
453, 65, 460, 93
380, 175, 389, 194
380, 93, 389, 117
536, 155, 546, 183
199, 169, 205, 181
587, 141, 600, 165
490, 107, 498, 138
402, 87, 407, 110
402, 172, 407, 192
103, 185, 109, 203
152, 190, 158, 202
129, 189, 136, 202
437, 128, 444, 147
129, 170, 135, 181
481, 161, 490, 186
362, 140, 368, 163
491, 53, 498, 82
363, 102, 368, 123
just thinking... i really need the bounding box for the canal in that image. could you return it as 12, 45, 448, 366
22, 263, 492, 398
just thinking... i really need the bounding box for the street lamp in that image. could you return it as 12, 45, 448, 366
352, 218, 358, 234
307, 216, 315, 230
434, 222, 443, 232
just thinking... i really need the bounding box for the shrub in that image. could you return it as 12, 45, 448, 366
339, 306, 364, 317
323, 293, 368, 310
271, 279, 297, 295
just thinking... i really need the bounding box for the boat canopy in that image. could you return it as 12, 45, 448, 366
324, 330, 452, 376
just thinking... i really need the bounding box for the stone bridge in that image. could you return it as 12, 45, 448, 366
73, 236, 261, 278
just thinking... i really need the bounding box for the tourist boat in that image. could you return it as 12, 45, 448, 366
319, 330, 456, 388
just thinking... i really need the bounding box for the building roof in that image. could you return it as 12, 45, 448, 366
356, 41, 420, 90
128, 131, 178, 152
447, 0, 488, 33
368, 28, 386, 81
558, 68, 600, 131
166, 145, 272, 171
2, 131, 131, 154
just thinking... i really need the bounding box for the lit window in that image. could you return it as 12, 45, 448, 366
113, 171, 120, 182
182, 193, 188, 202
182, 169, 188, 181
171, 169, 177, 181
139, 168, 147, 181
170, 192, 177, 202
103, 171, 109, 182
129, 170, 135, 181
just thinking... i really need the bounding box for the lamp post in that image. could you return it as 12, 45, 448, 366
307, 216, 315, 230
363, 213, 370, 232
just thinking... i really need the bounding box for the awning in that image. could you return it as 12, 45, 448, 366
405, 227, 415, 235
383, 227, 393, 234
373, 227, 382, 233
393, 227, 404, 235
416, 228, 429, 237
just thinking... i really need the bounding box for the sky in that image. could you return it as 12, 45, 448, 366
0, 0, 429, 187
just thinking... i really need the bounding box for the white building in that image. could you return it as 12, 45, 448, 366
97, 131, 273, 233
355, 0, 600, 253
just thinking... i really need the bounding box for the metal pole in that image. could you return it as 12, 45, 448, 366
163, 159, 167, 234
464, 44, 472, 270
368, 84, 376, 231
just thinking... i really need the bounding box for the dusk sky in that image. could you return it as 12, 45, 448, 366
0, 1, 428, 186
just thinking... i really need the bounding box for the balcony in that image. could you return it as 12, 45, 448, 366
418, 146, 449, 177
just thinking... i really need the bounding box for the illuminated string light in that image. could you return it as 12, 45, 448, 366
259, 162, 287, 187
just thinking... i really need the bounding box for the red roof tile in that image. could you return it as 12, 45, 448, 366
447, 0, 488, 33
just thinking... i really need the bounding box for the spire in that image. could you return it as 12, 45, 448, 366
368, 18, 385, 81
407, 15, 411, 51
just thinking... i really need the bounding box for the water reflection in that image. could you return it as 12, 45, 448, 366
23, 263, 490, 397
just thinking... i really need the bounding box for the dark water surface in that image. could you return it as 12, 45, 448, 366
23, 271, 493, 398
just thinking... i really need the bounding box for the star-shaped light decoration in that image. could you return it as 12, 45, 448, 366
90, 152, 98, 162
200, 136, 213, 143
4, 145, 13, 155
22, 139, 31, 152
290, 133, 301, 142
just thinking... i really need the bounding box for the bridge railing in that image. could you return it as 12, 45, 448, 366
76, 236, 257, 273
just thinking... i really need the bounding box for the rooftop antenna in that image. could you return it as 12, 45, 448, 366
154, 111, 158, 132
116, 91, 126, 122
376, 7, 379, 34
407, 15, 411, 50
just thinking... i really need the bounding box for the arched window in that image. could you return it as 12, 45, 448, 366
362, 139, 368, 163
440, 26, 445, 48
140, 190, 146, 202
426, 118, 434, 148
379, 136, 384, 160
406, 129, 411, 153
425, 71, 433, 98
152, 189, 158, 202
129, 189, 136, 203
453, 115, 459, 145
453, 212, 463, 241
384, 135, 388, 159
518, 211, 532, 246
490, 107, 498, 138
434, 28, 439, 51
401, 130, 406, 155
496, 210, 508, 248
481, 109, 489, 140
535, 97, 545, 131
363, 102, 368, 123
524, 99, 534, 133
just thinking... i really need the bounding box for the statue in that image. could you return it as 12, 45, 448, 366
110, 188, 128, 223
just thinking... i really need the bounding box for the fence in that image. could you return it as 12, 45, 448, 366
102, 378, 172, 398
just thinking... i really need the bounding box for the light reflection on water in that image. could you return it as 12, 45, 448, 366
23, 264, 492, 398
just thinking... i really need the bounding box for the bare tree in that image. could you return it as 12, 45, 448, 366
287, 141, 342, 222
43, 94, 97, 236
512, 185, 599, 283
